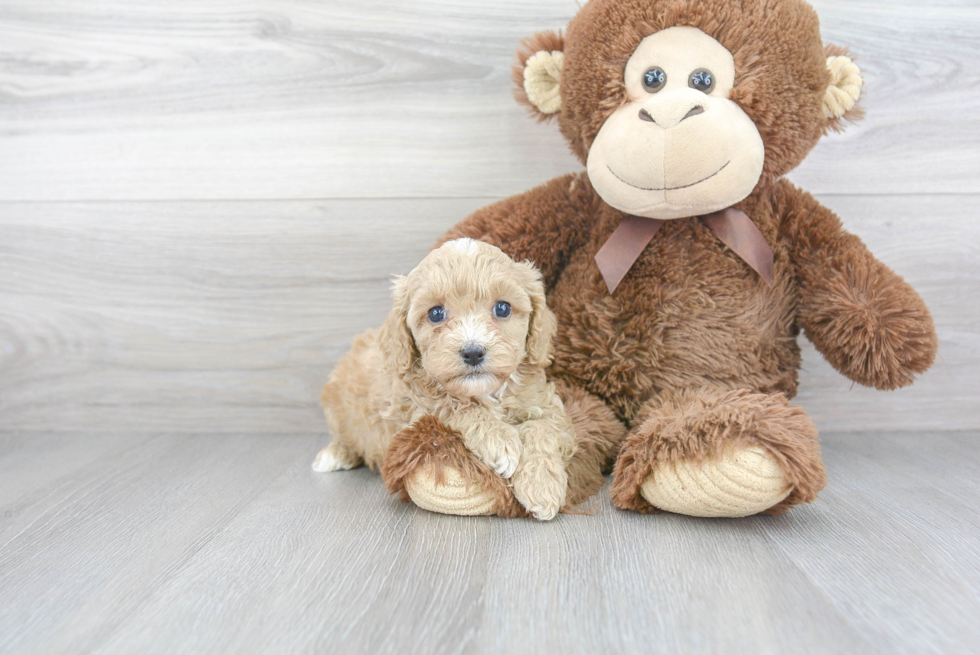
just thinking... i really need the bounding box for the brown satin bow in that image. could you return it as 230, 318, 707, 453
593, 207, 774, 294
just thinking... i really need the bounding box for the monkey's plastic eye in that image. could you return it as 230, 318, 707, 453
642, 67, 666, 93
689, 69, 714, 93
427, 306, 446, 323
493, 301, 511, 319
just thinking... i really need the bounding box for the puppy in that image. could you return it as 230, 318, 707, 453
312, 238, 575, 520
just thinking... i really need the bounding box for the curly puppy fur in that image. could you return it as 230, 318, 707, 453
315, 239, 576, 521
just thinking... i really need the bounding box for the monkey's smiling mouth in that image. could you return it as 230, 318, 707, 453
607, 160, 731, 191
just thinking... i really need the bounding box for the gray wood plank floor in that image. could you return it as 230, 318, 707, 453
0, 431, 977, 654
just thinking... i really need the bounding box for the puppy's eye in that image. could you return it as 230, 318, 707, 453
642, 67, 666, 93
689, 69, 714, 93
493, 301, 511, 319
427, 306, 446, 323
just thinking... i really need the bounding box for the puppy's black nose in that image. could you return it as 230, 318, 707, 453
460, 344, 486, 367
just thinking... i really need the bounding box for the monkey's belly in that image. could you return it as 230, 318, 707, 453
548, 253, 800, 423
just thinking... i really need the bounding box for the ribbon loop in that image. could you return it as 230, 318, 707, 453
699, 208, 774, 287
593, 208, 773, 293
594, 216, 664, 294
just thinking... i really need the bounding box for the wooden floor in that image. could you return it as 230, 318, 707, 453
0, 430, 977, 654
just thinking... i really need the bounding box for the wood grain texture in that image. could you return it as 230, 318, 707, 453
0, 432, 316, 654
1, 195, 976, 434
759, 431, 980, 652
0, 0, 977, 201
0, 431, 976, 653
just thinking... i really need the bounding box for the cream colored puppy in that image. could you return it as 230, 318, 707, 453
312, 238, 575, 520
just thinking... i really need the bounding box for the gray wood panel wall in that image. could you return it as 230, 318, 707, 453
1, 0, 978, 433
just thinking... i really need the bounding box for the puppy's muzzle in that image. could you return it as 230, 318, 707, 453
460, 343, 486, 367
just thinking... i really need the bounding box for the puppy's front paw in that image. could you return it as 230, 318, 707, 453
511, 456, 568, 521
488, 437, 522, 480
466, 425, 522, 479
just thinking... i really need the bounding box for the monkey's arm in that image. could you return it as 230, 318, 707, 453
436, 173, 596, 288
776, 180, 937, 390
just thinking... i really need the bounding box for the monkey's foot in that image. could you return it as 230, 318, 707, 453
611, 389, 826, 517
381, 416, 528, 518
638, 446, 791, 517
403, 466, 498, 516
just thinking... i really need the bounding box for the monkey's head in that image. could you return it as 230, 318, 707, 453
515, 0, 863, 219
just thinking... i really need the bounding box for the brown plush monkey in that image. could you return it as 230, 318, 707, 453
381, 0, 937, 518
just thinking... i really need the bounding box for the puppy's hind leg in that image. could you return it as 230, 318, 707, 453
312, 441, 363, 472
315, 350, 371, 473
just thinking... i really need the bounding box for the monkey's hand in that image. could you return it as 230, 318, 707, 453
779, 181, 938, 389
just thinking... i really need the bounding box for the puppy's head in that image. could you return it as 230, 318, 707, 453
378, 238, 556, 399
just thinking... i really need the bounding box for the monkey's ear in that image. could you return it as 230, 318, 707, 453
823, 45, 865, 131
512, 31, 565, 120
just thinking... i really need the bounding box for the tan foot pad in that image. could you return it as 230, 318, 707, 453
640, 446, 792, 518
404, 466, 497, 517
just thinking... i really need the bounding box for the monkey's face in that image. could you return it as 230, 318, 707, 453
586, 27, 765, 220
516, 0, 861, 216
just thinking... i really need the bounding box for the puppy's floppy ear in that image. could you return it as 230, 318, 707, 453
516, 261, 557, 367
377, 275, 417, 378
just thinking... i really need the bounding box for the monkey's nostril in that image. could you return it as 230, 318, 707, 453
681, 105, 705, 122
460, 345, 486, 367
638, 108, 656, 123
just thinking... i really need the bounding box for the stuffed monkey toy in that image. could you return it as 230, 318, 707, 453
381, 0, 937, 518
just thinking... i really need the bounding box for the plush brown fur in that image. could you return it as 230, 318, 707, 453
552, 380, 629, 506
774, 182, 938, 390
393, 0, 937, 516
